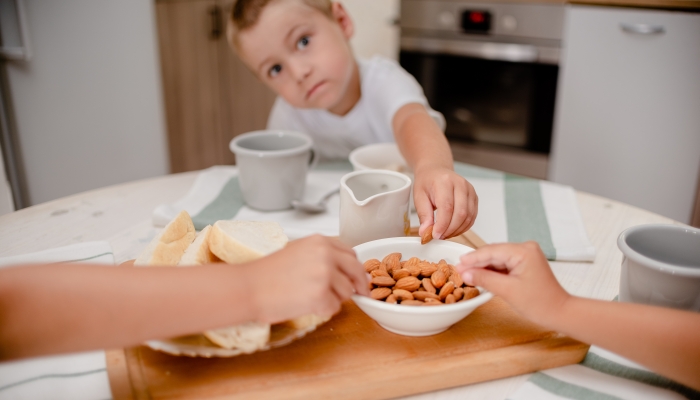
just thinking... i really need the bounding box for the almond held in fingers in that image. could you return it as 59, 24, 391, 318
463, 287, 480, 301
421, 225, 433, 244
371, 287, 392, 300
371, 276, 396, 287
395, 276, 421, 292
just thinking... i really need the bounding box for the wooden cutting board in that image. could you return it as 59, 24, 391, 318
106, 297, 589, 400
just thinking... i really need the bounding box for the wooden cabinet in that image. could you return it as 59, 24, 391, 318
155, 0, 276, 173
549, 5, 700, 224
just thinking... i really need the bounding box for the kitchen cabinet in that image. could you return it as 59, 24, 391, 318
549, 5, 700, 225
156, 0, 276, 173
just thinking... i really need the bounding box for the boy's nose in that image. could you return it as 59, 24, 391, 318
289, 58, 312, 83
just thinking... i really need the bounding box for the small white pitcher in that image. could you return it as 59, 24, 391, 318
339, 170, 412, 247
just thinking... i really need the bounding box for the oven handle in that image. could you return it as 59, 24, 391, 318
401, 37, 541, 63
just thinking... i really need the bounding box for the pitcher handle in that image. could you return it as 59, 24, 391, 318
308, 148, 319, 170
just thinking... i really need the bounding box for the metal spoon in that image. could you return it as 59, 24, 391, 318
291, 188, 339, 214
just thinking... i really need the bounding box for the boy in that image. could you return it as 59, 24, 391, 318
456, 242, 700, 391
227, 0, 478, 241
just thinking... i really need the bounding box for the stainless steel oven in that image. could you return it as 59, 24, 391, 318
399, 0, 564, 155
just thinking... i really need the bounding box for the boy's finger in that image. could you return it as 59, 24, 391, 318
442, 186, 469, 239
413, 190, 435, 236
462, 268, 512, 297
457, 243, 527, 272
336, 251, 370, 296
432, 184, 455, 240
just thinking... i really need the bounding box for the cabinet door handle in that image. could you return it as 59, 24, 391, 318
209, 5, 222, 40
620, 23, 665, 35
0, 0, 32, 61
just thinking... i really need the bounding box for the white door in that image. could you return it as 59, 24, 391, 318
549, 5, 700, 223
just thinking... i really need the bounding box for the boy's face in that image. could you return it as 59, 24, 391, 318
236, 0, 356, 113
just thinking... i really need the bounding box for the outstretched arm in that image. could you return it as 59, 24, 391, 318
455, 242, 700, 391
0, 235, 368, 361
393, 103, 478, 241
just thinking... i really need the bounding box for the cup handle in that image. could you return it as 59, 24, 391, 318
308, 148, 319, 170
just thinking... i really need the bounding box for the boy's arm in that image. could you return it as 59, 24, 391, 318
456, 242, 700, 391
392, 103, 478, 240
0, 235, 368, 361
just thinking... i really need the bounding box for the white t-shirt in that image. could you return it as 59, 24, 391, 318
267, 55, 445, 160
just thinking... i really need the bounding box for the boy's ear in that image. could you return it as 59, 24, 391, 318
331, 2, 354, 40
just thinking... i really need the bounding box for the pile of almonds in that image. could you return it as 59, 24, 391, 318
365, 253, 480, 306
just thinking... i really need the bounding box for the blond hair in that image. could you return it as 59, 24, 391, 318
227, 0, 333, 49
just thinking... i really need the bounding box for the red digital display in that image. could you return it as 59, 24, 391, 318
461, 10, 491, 33
470, 12, 485, 24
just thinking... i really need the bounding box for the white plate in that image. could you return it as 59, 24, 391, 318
145, 322, 321, 358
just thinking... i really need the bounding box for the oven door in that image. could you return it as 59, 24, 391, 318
400, 51, 558, 153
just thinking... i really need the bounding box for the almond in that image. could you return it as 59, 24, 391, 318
395, 276, 421, 292
439, 281, 455, 300
423, 301, 442, 306
424, 297, 441, 304
392, 269, 411, 280
419, 261, 437, 277
431, 269, 447, 289
422, 278, 436, 294
404, 258, 422, 277
401, 299, 424, 306
371, 275, 396, 287
413, 291, 440, 301
392, 289, 414, 301
463, 287, 480, 300
448, 265, 463, 287
371, 269, 390, 278
363, 259, 381, 273
438, 260, 451, 278
445, 294, 456, 304
453, 287, 464, 301
421, 225, 433, 244
371, 287, 392, 300
386, 294, 398, 304
382, 253, 402, 274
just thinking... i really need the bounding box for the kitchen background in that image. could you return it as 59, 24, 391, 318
0, 0, 699, 227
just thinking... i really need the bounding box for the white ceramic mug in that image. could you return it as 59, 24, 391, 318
339, 170, 412, 248
617, 224, 700, 311
230, 130, 316, 211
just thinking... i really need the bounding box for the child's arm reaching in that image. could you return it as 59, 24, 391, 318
455, 242, 700, 391
0, 235, 368, 361
392, 103, 478, 241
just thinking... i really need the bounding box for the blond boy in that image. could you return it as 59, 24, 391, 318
227, 0, 478, 241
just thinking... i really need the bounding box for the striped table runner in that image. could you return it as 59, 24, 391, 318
0, 242, 114, 400
153, 162, 595, 261
509, 345, 700, 400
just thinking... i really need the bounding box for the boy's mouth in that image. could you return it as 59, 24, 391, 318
305, 81, 326, 100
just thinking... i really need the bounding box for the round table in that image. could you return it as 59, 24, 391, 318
0, 169, 680, 399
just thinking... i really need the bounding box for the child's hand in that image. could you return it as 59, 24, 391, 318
455, 242, 570, 326
413, 166, 478, 240
245, 235, 369, 324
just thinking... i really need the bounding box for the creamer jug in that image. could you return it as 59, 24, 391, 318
339, 170, 412, 247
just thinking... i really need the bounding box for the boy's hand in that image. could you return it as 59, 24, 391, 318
245, 235, 369, 324
413, 166, 478, 240
455, 242, 570, 326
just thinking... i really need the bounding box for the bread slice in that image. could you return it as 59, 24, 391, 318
286, 314, 330, 330
203, 322, 271, 352
135, 210, 195, 266
178, 225, 218, 266
208, 220, 288, 264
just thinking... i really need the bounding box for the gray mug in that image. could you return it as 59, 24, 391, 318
230, 130, 317, 211
617, 224, 700, 311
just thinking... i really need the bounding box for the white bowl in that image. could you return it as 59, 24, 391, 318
351, 237, 493, 336
349, 143, 409, 173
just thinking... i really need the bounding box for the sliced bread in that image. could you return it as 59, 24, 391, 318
178, 225, 219, 266
203, 322, 271, 352
134, 210, 195, 266
208, 220, 288, 264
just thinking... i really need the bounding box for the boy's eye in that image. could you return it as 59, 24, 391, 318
296, 36, 310, 50
269, 64, 282, 78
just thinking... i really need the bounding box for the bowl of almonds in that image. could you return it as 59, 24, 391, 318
351, 237, 493, 336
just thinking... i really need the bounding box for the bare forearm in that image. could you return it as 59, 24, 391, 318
544, 297, 700, 390
0, 264, 253, 360
393, 103, 453, 172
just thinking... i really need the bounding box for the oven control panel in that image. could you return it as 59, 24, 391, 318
461, 10, 491, 33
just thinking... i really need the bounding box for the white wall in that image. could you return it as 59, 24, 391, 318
5, 0, 169, 206
0, 147, 14, 215
343, 0, 400, 60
